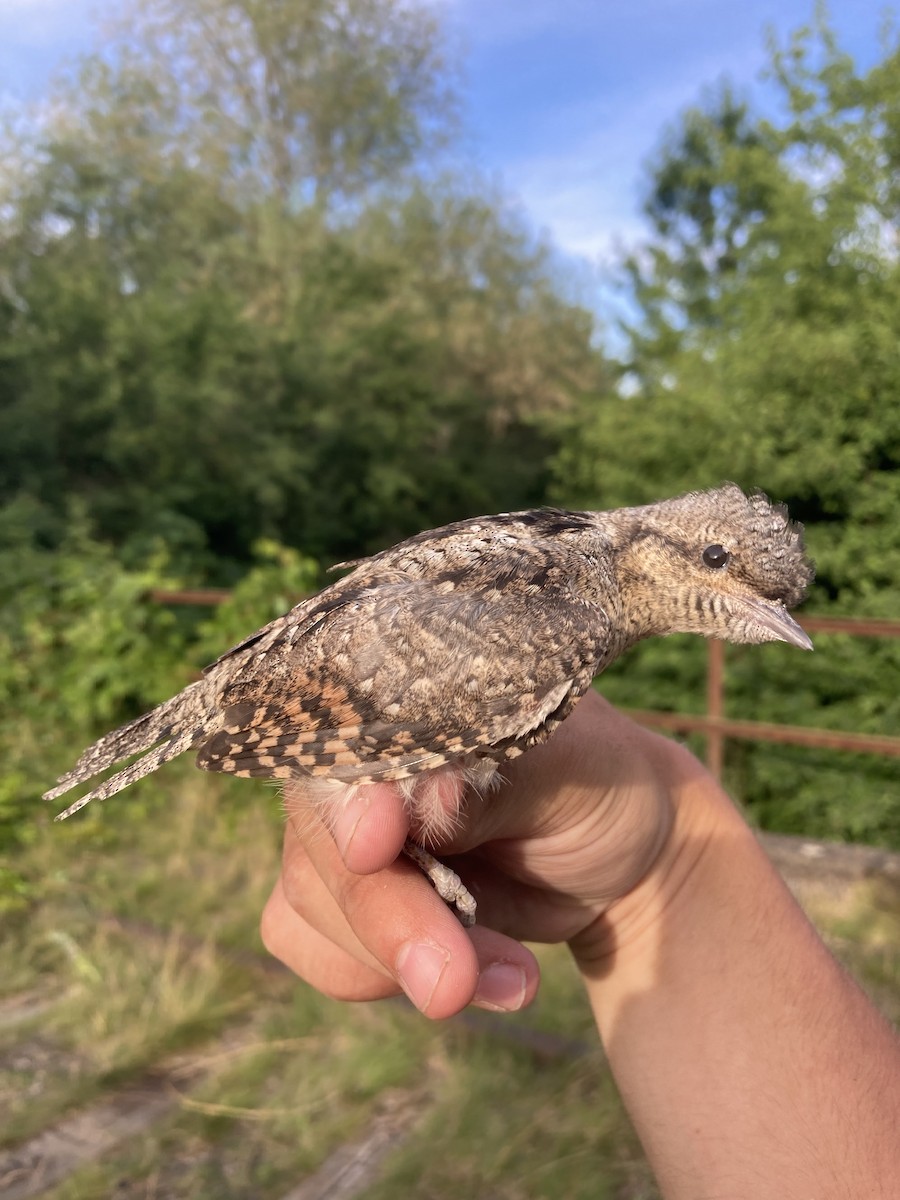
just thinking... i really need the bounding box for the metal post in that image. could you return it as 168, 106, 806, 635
706, 639, 725, 779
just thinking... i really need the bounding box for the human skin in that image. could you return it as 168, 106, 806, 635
261, 692, 900, 1199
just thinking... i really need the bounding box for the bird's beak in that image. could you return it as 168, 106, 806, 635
738, 597, 814, 651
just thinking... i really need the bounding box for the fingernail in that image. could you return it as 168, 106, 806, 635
395, 941, 450, 1014
473, 962, 527, 1012
332, 795, 364, 860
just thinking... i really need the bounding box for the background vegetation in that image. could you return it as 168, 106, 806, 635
2, 2, 897, 873
1, 3, 898, 1195
2, 3, 899, 892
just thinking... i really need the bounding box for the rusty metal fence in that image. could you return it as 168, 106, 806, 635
150, 590, 900, 780
627, 616, 900, 777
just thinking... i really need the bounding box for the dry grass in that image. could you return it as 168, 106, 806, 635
2, 768, 898, 1199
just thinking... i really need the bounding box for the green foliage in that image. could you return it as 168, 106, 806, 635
1, 1, 898, 867
0, 532, 182, 907
194, 540, 320, 660
101, 0, 458, 209
0, 532, 319, 908
555, 13, 900, 845
0, 168, 599, 571
0, 0, 610, 908
0, 0, 603, 572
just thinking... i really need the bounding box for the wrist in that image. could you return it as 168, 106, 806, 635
565, 735, 900, 1199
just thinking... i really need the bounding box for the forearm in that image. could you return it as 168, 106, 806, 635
573, 752, 900, 1200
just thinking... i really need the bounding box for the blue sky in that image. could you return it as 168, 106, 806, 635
0, 0, 888, 272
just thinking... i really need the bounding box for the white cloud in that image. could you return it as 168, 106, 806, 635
439, 0, 793, 273
494, 38, 769, 265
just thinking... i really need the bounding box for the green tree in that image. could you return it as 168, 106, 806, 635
82, 0, 456, 210
555, 13, 900, 845
0, 0, 609, 571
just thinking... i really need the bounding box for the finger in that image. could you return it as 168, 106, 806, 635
281, 820, 539, 1018
467, 924, 539, 1012
446, 854, 596, 945
260, 875, 399, 1002
285, 817, 479, 1017
263, 869, 539, 1013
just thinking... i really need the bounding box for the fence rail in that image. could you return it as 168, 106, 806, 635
628, 620, 900, 777
149, 589, 898, 780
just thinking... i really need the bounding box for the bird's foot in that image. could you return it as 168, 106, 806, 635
402, 838, 477, 927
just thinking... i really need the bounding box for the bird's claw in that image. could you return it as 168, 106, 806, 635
403, 839, 477, 927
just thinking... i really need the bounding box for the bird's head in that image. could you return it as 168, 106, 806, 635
609, 484, 814, 649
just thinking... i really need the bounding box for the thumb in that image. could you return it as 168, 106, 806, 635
284, 780, 413, 875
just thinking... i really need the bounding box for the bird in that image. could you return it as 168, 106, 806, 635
45, 484, 814, 925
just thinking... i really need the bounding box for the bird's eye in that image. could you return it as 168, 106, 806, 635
702, 544, 730, 569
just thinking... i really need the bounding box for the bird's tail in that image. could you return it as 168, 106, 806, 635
44, 680, 217, 821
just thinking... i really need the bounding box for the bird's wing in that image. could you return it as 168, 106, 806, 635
196, 563, 611, 785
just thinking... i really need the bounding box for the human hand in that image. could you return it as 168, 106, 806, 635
260, 691, 697, 1018
263, 691, 900, 1200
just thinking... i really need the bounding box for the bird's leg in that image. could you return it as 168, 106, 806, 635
402, 839, 477, 927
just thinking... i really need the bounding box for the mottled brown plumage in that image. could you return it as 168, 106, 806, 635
45, 485, 814, 922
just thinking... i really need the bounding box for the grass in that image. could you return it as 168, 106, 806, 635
782, 876, 900, 1025
2, 763, 899, 1199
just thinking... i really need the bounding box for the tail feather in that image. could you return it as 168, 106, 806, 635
44, 680, 216, 816
51, 727, 207, 820
52, 681, 208, 788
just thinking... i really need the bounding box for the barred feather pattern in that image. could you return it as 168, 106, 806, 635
46, 486, 813, 846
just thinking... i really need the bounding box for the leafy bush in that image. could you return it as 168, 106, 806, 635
0, 531, 319, 909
